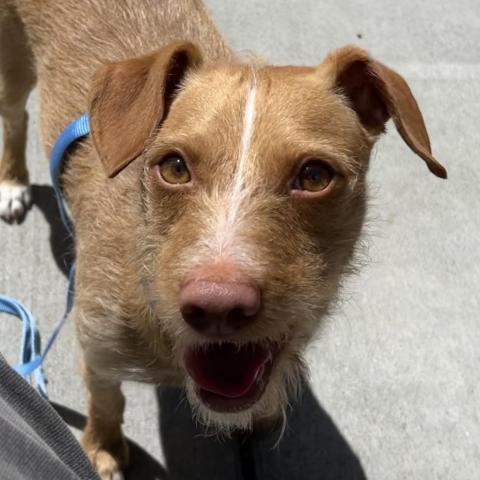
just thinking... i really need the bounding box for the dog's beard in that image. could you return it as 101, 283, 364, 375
184, 349, 307, 436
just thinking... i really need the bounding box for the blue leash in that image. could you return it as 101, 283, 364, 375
0, 113, 90, 397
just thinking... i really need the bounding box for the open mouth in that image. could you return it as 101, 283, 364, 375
184, 342, 278, 413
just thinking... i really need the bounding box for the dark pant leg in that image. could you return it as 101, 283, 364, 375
0, 355, 99, 480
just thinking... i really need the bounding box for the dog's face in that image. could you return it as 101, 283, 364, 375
141, 64, 368, 429
89, 42, 446, 432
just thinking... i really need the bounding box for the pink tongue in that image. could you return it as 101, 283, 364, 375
185, 343, 270, 399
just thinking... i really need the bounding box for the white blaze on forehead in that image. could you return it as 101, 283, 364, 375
213, 72, 258, 259
235, 74, 257, 201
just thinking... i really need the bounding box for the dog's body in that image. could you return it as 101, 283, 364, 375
0, 1, 446, 478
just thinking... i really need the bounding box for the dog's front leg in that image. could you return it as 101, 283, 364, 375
82, 364, 129, 480
0, 4, 35, 223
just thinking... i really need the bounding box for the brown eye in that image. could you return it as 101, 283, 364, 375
158, 155, 191, 185
294, 160, 334, 192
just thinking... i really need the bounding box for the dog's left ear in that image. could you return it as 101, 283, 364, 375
89, 41, 203, 177
318, 45, 446, 178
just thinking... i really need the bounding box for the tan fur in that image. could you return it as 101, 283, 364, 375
82, 365, 129, 477
0, 0, 446, 477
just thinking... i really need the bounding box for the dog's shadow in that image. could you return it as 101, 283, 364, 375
31, 184, 74, 276
37, 183, 367, 479
158, 381, 367, 480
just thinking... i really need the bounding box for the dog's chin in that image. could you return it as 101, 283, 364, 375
182, 340, 304, 433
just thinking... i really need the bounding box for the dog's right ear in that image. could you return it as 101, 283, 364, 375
89, 41, 203, 177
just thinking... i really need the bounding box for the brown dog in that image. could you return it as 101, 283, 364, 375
0, 0, 446, 478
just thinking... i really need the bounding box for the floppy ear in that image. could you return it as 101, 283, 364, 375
319, 45, 446, 178
89, 41, 203, 177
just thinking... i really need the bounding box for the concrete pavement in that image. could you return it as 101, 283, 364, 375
1, 1, 479, 478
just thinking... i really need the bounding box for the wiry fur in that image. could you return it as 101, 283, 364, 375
0, 0, 445, 477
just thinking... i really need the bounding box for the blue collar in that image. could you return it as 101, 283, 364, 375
49, 113, 90, 233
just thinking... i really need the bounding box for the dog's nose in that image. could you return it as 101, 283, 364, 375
180, 280, 261, 337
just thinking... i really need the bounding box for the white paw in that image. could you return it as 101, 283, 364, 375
110, 472, 125, 480
0, 183, 31, 222
101, 471, 124, 480
93, 449, 126, 480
